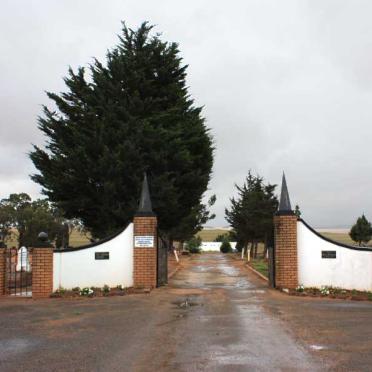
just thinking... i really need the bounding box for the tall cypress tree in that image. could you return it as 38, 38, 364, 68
225, 171, 278, 251
349, 214, 372, 246
30, 22, 214, 238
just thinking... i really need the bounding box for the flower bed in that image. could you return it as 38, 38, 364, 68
290, 285, 372, 301
50, 285, 135, 298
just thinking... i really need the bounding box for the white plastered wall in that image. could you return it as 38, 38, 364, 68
200, 242, 237, 252
297, 220, 372, 291
53, 223, 133, 290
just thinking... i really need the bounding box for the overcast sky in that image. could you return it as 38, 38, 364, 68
1, 0, 372, 228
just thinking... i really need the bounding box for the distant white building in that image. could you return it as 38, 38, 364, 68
200, 241, 237, 252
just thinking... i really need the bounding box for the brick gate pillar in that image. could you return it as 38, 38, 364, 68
274, 173, 298, 290
133, 174, 157, 289
0, 242, 6, 296
32, 232, 54, 299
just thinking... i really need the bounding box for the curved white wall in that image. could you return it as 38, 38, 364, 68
53, 223, 133, 290
297, 220, 372, 291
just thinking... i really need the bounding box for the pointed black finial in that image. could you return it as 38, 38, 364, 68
136, 173, 155, 216
277, 172, 294, 215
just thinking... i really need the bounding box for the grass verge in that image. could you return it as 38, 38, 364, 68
249, 259, 268, 279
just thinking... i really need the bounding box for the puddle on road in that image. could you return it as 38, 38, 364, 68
218, 264, 239, 277
172, 297, 201, 309
0, 338, 36, 359
192, 265, 214, 273
310, 344, 328, 351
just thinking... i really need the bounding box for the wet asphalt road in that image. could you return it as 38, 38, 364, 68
1, 253, 372, 371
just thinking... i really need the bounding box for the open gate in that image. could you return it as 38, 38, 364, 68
5, 247, 32, 297
157, 235, 168, 287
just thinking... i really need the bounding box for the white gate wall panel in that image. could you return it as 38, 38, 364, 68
297, 220, 372, 291
53, 223, 133, 290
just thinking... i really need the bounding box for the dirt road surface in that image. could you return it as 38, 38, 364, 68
0, 253, 371, 371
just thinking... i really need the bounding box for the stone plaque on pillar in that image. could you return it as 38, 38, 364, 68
134, 236, 155, 248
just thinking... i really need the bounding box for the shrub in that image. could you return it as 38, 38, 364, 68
186, 236, 202, 254
57, 286, 66, 295
296, 284, 305, 293
80, 287, 94, 296
215, 233, 230, 242
102, 285, 110, 295
220, 239, 232, 253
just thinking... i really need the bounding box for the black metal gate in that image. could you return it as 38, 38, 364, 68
157, 235, 168, 287
268, 228, 275, 288
5, 247, 32, 297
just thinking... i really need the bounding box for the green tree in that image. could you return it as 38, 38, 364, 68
170, 195, 216, 245
220, 237, 232, 253
0, 198, 15, 244
0, 193, 71, 248
185, 236, 202, 254
349, 214, 372, 246
30, 22, 213, 239
225, 171, 278, 256
214, 231, 236, 243
294, 204, 301, 218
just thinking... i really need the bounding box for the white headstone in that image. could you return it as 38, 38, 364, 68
16, 246, 30, 272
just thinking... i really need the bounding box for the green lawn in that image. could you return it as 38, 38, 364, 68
250, 259, 268, 278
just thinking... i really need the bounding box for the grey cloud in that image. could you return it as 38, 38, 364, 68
1, 0, 372, 228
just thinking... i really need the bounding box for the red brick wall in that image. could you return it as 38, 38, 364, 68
32, 248, 53, 299
133, 216, 157, 289
0, 248, 5, 296
274, 214, 298, 289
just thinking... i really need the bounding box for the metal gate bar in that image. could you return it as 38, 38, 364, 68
6, 247, 32, 297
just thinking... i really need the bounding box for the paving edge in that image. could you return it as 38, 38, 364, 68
245, 263, 269, 282
168, 266, 181, 279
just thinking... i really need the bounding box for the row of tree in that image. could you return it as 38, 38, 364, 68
224, 171, 372, 250
0, 193, 83, 248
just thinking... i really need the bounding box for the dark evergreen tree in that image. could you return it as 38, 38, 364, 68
214, 232, 231, 242
294, 204, 301, 218
220, 237, 232, 253
225, 171, 278, 253
169, 195, 216, 244
185, 236, 202, 254
30, 22, 214, 238
349, 214, 372, 246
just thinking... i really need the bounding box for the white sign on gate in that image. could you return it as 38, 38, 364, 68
134, 236, 154, 248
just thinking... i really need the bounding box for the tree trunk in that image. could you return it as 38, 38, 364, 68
263, 233, 268, 259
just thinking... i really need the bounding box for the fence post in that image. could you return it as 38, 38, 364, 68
0, 242, 6, 296
32, 232, 54, 299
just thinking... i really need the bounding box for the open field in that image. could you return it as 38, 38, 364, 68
321, 232, 357, 246
4, 228, 91, 249
4, 227, 367, 249
196, 228, 231, 242
197, 228, 364, 247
